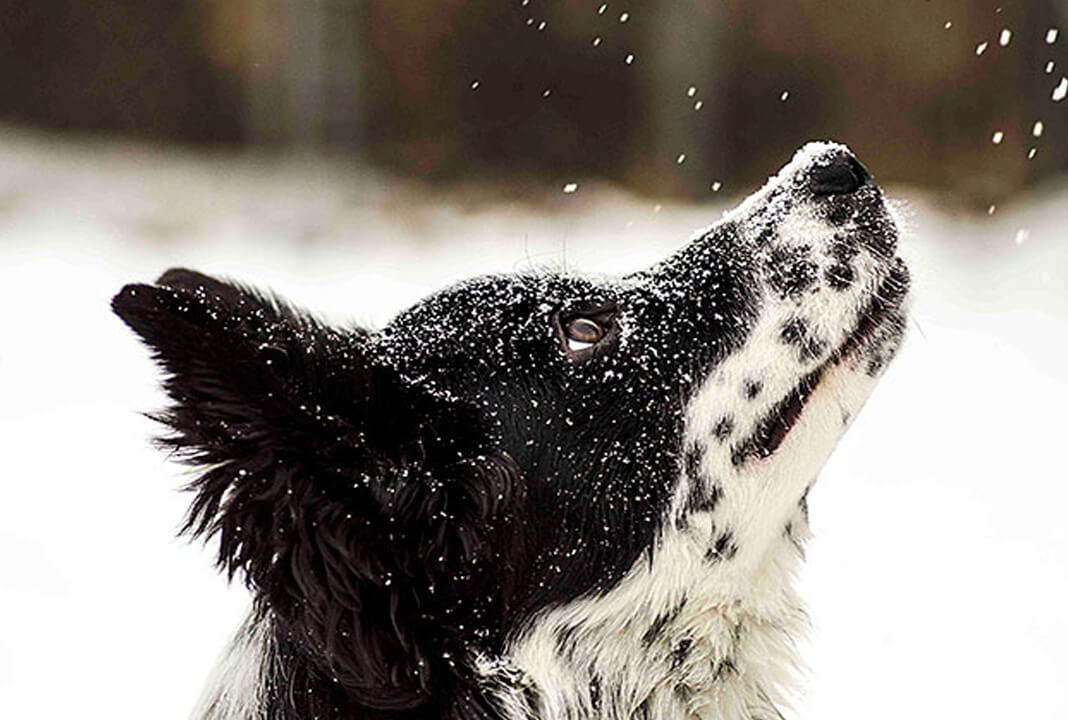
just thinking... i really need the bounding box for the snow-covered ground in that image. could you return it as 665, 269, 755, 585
1, 127, 1065, 718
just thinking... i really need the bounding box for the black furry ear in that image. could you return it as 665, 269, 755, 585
113, 268, 370, 476
112, 269, 525, 713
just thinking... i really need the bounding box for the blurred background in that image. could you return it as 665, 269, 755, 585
1, 1, 1066, 719
2, 0, 1067, 203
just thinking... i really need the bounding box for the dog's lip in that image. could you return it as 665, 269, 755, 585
731, 367, 824, 466
731, 258, 909, 466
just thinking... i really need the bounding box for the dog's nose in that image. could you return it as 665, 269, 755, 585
809, 152, 869, 196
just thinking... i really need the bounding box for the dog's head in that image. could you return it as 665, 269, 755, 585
113, 142, 907, 718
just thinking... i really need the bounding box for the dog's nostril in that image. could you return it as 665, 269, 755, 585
810, 154, 869, 196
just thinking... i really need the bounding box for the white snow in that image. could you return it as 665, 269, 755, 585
1053, 77, 1067, 102
1, 127, 1066, 719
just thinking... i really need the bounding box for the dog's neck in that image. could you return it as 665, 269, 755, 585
480, 509, 810, 720
196, 510, 809, 720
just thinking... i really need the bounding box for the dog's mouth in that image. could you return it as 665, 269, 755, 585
731, 258, 909, 466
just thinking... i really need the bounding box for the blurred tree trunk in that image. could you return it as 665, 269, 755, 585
634, 0, 733, 198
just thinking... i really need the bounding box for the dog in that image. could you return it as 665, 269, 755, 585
112, 141, 909, 720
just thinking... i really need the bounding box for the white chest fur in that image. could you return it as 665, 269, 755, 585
490, 515, 810, 720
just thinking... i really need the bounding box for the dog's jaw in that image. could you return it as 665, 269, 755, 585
677, 142, 907, 584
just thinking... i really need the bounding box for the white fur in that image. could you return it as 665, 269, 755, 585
192, 612, 270, 720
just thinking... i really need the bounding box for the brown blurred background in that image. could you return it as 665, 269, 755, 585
1, 0, 1066, 208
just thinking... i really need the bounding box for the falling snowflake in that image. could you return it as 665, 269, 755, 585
976, 42, 989, 55
562, 183, 579, 194
1032, 121, 1044, 137
1053, 77, 1067, 102
779, 90, 790, 101
619, 12, 629, 23
1015, 229, 1030, 245
991, 130, 1004, 144
687, 86, 697, 97
625, 53, 635, 65
944, 21, 953, 30
1047, 28, 1059, 44
998, 29, 1012, 47
711, 181, 722, 192
676, 154, 687, 164
694, 100, 704, 110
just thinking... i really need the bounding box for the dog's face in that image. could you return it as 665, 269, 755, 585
371, 141, 907, 616
113, 142, 908, 720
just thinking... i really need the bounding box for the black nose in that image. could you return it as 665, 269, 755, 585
809, 153, 870, 196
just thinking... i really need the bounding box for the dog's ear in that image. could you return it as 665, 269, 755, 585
112, 269, 525, 712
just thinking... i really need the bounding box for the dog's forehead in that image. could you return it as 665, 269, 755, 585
382, 273, 603, 340
373, 273, 603, 372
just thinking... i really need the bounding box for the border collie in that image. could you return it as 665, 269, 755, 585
113, 142, 909, 720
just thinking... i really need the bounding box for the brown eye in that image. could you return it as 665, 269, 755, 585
557, 303, 618, 357
565, 317, 606, 345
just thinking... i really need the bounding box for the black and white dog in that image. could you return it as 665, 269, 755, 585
113, 142, 908, 720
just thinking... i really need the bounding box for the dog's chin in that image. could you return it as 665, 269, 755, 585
733, 256, 909, 472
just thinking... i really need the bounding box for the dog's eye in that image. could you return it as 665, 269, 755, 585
564, 317, 606, 351
557, 303, 618, 358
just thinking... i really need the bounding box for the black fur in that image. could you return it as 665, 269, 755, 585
705, 530, 738, 563
713, 416, 734, 441
113, 271, 527, 718
112, 222, 757, 720
763, 245, 818, 299
641, 600, 687, 647
669, 638, 693, 672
